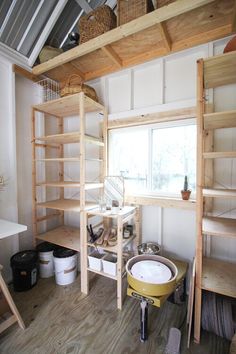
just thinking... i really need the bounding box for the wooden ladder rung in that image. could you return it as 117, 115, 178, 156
0, 314, 17, 334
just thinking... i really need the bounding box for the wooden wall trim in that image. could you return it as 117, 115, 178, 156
108, 106, 196, 129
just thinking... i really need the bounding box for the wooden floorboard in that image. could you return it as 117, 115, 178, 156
0, 275, 230, 354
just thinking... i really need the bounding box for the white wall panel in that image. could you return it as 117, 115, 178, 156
133, 61, 163, 109
162, 209, 196, 262
164, 48, 207, 103
106, 71, 131, 114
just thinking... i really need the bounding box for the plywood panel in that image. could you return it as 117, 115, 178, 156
166, 0, 234, 43
111, 25, 163, 61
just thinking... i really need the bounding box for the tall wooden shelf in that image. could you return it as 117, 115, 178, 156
194, 51, 236, 343
31, 92, 107, 252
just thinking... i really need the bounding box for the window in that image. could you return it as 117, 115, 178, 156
108, 119, 196, 197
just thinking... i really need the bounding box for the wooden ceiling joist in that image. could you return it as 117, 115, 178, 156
32, 0, 235, 84
101, 46, 123, 68
158, 22, 172, 52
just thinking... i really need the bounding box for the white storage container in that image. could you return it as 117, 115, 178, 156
88, 251, 104, 271
53, 248, 78, 286
102, 254, 117, 276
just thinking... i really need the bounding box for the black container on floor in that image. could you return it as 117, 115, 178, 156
10, 250, 38, 292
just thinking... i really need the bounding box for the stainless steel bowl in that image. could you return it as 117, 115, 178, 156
137, 242, 160, 255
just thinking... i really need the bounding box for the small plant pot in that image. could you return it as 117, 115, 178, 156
181, 190, 191, 200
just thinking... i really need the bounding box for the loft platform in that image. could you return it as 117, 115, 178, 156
32, 0, 236, 84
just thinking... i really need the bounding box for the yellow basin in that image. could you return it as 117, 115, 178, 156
126, 255, 178, 297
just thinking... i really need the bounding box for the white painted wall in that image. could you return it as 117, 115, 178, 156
0, 56, 19, 281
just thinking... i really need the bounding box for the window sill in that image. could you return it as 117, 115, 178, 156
125, 194, 196, 210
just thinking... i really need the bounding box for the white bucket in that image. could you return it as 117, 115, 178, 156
53, 253, 78, 286
39, 251, 54, 278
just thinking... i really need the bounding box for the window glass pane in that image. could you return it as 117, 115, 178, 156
152, 123, 196, 194
109, 128, 148, 193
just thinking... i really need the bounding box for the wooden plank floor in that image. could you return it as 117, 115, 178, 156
0, 275, 230, 354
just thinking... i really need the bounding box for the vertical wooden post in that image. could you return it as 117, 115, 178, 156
31, 108, 37, 246
194, 59, 205, 344
102, 107, 108, 179
117, 215, 123, 310
81, 211, 88, 294
58, 116, 64, 226
79, 93, 86, 292
134, 206, 142, 255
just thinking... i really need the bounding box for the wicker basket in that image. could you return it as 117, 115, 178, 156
117, 0, 154, 26
39, 46, 63, 63
78, 5, 116, 44
60, 75, 99, 102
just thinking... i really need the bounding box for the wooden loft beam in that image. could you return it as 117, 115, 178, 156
101, 46, 123, 68
32, 0, 215, 76
13, 64, 42, 82
158, 22, 172, 52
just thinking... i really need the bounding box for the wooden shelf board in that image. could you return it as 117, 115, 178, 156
204, 110, 236, 130
203, 188, 236, 198
203, 51, 236, 89
87, 206, 136, 218
33, 93, 104, 116
35, 158, 80, 162
35, 132, 104, 146
125, 194, 196, 210
203, 216, 236, 238
203, 151, 236, 159
37, 181, 103, 190
88, 235, 136, 254
36, 225, 80, 252
202, 257, 236, 298
87, 267, 117, 280
36, 199, 97, 212
32, 1, 235, 83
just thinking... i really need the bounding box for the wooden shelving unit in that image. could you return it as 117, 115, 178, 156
32, 92, 107, 252
81, 206, 141, 310
32, 0, 235, 84
194, 50, 236, 343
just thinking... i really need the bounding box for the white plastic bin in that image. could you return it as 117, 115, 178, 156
102, 254, 117, 276
37, 242, 55, 278
88, 251, 104, 271
53, 248, 78, 286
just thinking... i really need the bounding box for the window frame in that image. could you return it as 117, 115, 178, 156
107, 107, 197, 208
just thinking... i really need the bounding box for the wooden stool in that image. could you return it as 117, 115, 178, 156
0, 264, 25, 333
0, 219, 27, 334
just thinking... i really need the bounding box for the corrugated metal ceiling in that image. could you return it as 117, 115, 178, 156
0, 0, 116, 65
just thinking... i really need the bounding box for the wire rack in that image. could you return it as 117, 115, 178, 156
35, 78, 60, 102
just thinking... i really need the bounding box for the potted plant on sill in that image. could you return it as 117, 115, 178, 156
181, 175, 191, 200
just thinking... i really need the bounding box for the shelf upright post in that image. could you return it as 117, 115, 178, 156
58, 116, 64, 226
194, 59, 205, 344
31, 107, 37, 247
117, 215, 123, 310
79, 92, 87, 293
